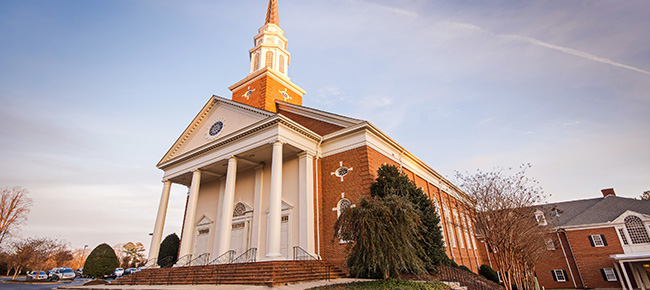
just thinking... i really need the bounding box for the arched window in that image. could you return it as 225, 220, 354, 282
279, 55, 285, 74
336, 198, 351, 218
233, 203, 247, 217
265, 51, 274, 69
253, 52, 260, 71
443, 204, 456, 248
624, 215, 650, 244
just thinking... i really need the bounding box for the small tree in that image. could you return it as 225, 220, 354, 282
0, 187, 33, 246
83, 243, 118, 279
158, 234, 179, 267
335, 195, 426, 279
456, 164, 548, 290
370, 165, 449, 268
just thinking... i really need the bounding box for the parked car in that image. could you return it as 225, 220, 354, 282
123, 268, 138, 275
51, 268, 75, 281
114, 267, 124, 277
27, 271, 48, 280
75, 268, 83, 277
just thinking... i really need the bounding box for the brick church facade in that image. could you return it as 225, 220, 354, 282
147, 0, 483, 273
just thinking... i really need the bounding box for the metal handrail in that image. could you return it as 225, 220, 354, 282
176, 254, 193, 267
208, 250, 235, 265
293, 246, 330, 281
189, 253, 210, 266
231, 248, 257, 264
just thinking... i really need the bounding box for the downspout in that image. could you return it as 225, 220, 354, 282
556, 231, 577, 288
315, 136, 323, 258
562, 230, 585, 288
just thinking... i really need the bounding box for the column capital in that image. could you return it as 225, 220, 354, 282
254, 162, 266, 170
297, 151, 316, 158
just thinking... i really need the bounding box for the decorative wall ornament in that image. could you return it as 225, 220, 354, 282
242, 86, 255, 100
206, 117, 226, 140
279, 88, 292, 101
331, 161, 353, 182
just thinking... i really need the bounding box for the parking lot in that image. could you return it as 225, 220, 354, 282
0, 276, 92, 290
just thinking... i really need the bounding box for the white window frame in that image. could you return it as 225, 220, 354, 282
546, 239, 556, 250
453, 209, 464, 249
554, 269, 567, 282
444, 204, 456, 248
602, 268, 617, 282
591, 234, 605, 247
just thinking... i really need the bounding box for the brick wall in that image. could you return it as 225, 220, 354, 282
564, 227, 624, 289
317, 144, 483, 272
231, 73, 303, 112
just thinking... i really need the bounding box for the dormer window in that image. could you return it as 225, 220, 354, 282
624, 215, 650, 244
535, 210, 547, 226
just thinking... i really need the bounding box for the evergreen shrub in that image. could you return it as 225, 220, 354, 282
158, 233, 179, 267
83, 243, 118, 278
479, 264, 500, 284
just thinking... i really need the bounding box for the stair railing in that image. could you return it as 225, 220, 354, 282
436, 265, 504, 290
208, 250, 235, 265
189, 253, 210, 266
231, 248, 257, 264
293, 246, 330, 281
175, 254, 193, 267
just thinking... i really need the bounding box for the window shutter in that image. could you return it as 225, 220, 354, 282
552, 270, 557, 282
600, 269, 607, 281
601, 235, 608, 246
588, 235, 595, 247
563, 270, 569, 281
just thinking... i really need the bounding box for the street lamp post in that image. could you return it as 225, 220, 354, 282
80, 245, 88, 268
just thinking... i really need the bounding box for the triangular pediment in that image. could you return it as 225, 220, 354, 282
158, 96, 274, 166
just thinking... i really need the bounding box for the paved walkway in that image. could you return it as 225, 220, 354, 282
57, 278, 373, 290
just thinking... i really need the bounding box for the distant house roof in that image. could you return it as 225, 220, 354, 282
541, 195, 650, 228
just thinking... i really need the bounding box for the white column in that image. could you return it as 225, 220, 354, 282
298, 152, 315, 254
251, 164, 265, 260
148, 180, 172, 262
620, 261, 634, 290
211, 177, 226, 257
178, 170, 201, 259
266, 141, 283, 259
217, 157, 238, 255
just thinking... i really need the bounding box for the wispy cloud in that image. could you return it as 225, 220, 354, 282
441, 21, 650, 76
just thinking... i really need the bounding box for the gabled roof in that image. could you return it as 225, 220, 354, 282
541, 195, 650, 227
157, 95, 274, 167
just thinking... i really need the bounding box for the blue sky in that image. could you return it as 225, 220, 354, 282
1, 0, 649, 251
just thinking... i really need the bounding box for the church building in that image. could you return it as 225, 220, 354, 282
147, 0, 483, 272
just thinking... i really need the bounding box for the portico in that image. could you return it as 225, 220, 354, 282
148, 108, 320, 264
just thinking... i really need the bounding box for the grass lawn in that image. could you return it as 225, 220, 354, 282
308, 279, 451, 290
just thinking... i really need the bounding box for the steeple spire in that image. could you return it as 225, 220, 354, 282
265, 0, 279, 25
229, 0, 305, 112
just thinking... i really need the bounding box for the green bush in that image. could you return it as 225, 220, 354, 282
158, 233, 179, 267
83, 243, 118, 278
479, 264, 500, 284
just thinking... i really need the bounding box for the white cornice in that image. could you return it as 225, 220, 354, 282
320, 122, 472, 204
228, 67, 306, 96
158, 114, 322, 170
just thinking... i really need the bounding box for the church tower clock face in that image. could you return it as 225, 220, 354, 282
206, 119, 225, 140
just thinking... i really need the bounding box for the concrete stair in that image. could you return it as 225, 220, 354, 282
113, 260, 347, 286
